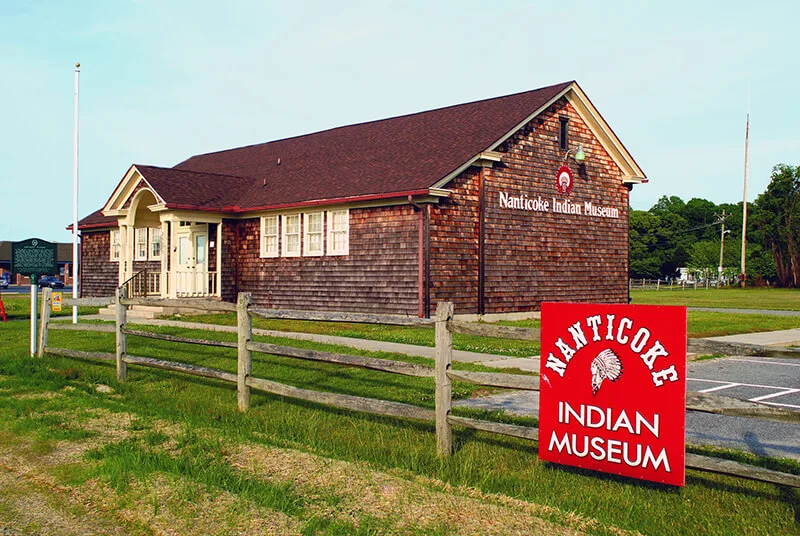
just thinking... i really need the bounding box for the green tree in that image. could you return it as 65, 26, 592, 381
751, 164, 800, 287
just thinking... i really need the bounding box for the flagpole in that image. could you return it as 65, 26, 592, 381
740, 83, 749, 288
72, 62, 80, 322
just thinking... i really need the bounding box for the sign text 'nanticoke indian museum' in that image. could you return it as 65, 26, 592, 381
74, 81, 646, 317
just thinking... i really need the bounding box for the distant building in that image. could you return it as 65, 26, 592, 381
75, 81, 645, 317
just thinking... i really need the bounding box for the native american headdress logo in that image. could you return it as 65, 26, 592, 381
590, 349, 623, 395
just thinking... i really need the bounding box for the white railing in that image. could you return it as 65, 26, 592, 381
174, 271, 218, 297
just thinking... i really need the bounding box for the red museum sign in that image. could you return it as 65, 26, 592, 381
538, 302, 687, 486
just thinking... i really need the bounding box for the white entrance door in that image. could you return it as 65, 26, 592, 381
175, 224, 209, 296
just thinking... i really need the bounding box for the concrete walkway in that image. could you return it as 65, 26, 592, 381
704, 329, 800, 347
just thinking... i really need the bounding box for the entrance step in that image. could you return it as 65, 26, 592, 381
97, 305, 166, 320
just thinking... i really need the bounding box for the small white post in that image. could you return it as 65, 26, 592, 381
30, 278, 38, 356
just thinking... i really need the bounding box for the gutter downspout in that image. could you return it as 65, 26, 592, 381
478, 167, 485, 316
408, 195, 425, 318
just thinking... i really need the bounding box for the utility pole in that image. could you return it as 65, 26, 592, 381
718, 210, 727, 288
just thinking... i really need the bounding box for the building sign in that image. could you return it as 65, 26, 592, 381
498, 192, 620, 219
538, 302, 687, 486
10, 238, 58, 278
52, 292, 63, 312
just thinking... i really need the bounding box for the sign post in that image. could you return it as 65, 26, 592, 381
11, 239, 58, 357
538, 302, 687, 487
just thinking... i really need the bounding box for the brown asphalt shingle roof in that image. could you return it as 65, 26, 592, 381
76, 208, 117, 230
80, 81, 573, 226
172, 81, 572, 210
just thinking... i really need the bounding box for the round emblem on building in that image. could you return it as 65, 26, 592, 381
556, 165, 573, 196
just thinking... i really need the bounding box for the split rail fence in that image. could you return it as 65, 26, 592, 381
37, 288, 800, 489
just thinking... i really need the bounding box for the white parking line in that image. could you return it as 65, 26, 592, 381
758, 400, 800, 410
728, 358, 800, 368
688, 378, 794, 390
750, 388, 800, 403
698, 382, 741, 393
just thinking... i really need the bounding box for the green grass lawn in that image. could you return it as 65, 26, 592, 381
631, 287, 800, 310
0, 312, 799, 534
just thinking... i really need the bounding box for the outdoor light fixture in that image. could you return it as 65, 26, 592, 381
564, 145, 586, 163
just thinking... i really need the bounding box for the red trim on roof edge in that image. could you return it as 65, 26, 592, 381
164, 189, 435, 214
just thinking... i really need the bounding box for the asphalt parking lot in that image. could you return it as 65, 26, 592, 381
688, 356, 800, 410
685, 355, 800, 459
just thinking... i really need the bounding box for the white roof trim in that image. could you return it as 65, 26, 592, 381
565, 84, 646, 180
101, 165, 167, 216
432, 82, 646, 189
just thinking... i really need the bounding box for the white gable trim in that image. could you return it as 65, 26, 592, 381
432, 82, 645, 188
102, 165, 166, 216
565, 84, 645, 182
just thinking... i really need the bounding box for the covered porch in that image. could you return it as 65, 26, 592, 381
104, 169, 223, 299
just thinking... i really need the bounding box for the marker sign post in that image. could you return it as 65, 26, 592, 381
11, 239, 58, 356
538, 302, 687, 487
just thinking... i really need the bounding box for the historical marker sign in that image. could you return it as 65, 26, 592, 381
538, 302, 687, 486
11, 238, 58, 278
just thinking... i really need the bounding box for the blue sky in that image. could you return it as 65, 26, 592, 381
1, 1, 797, 242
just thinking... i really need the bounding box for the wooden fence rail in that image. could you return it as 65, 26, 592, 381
36, 289, 800, 489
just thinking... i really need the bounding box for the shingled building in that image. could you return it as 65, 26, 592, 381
76, 81, 645, 317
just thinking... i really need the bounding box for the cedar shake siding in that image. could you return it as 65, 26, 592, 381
80, 230, 117, 297
483, 98, 629, 312
222, 205, 419, 314
428, 168, 480, 313
429, 97, 629, 315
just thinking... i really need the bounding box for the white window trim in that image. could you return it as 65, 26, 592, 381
134, 227, 149, 261
110, 229, 121, 262
327, 209, 349, 256
303, 212, 324, 257
149, 228, 162, 260
260, 215, 279, 258
281, 214, 301, 257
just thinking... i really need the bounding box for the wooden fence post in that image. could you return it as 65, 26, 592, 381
37, 288, 53, 357
237, 292, 253, 412
435, 301, 454, 457
116, 287, 128, 382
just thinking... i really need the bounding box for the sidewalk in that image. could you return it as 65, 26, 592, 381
703, 328, 800, 347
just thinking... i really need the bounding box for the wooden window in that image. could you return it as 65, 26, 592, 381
110, 229, 120, 261
327, 209, 349, 256
260, 215, 279, 258
134, 228, 148, 261
559, 116, 569, 151
282, 214, 300, 257
149, 228, 162, 260
303, 212, 324, 256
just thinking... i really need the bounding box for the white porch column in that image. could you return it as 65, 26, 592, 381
170, 218, 177, 299
216, 222, 222, 297
118, 224, 128, 285
161, 219, 169, 297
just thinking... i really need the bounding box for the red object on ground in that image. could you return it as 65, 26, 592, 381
0, 297, 6, 322
538, 302, 687, 486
